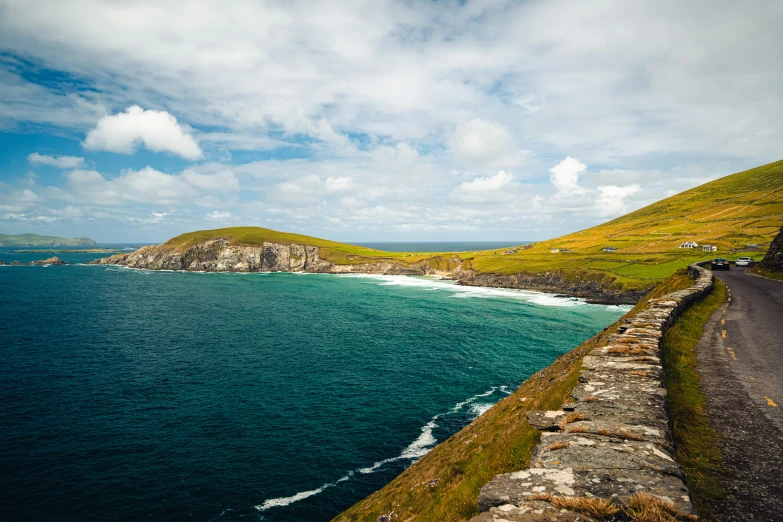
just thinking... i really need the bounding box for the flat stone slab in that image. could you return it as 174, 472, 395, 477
526, 410, 567, 431
562, 421, 670, 449
479, 467, 692, 514
578, 365, 663, 384
530, 433, 680, 476
470, 501, 588, 521
570, 401, 670, 432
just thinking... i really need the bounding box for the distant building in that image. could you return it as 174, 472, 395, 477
503, 248, 519, 255
746, 244, 761, 251
523, 244, 534, 250
679, 241, 699, 249
602, 246, 618, 253
550, 248, 560, 253
701, 244, 718, 252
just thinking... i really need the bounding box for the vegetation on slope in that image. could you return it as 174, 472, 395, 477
661, 277, 728, 519
0, 233, 96, 247
334, 271, 696, 522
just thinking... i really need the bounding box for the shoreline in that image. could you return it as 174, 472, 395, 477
90, 262, 631, 310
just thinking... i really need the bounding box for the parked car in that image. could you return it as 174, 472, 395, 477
735, 257, 756, 267
711, 258, 730, 270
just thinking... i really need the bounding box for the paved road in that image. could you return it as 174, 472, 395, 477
696, 268, 783, 521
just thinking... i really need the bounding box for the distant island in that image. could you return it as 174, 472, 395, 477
0, 233, 97, 247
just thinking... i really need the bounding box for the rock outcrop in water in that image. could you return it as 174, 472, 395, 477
0, 256, 66, 266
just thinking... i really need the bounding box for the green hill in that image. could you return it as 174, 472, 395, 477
0, 233, 97, 247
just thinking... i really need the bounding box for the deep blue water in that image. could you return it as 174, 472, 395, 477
353, 241, 530, 252
0, 248, 626, 521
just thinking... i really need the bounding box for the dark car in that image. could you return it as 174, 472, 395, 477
711, 258, 730, 270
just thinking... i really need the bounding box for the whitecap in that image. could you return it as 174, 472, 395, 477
254, 471, 354, 511
341, 274, 590, 308
469, 403, 493, 418
449, 387, 497, 413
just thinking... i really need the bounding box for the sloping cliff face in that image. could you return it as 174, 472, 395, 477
452, 268, 648, 305
91, 238, 426, 275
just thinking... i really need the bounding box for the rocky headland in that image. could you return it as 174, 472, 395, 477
90, 237, 643, 304
0, 256, 66, 266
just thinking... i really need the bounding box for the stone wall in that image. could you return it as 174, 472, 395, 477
471, 265, 713, 521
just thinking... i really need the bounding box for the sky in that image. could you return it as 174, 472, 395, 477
0, 0, 781, 243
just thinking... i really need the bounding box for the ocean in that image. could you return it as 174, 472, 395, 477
0, 246, 626, 521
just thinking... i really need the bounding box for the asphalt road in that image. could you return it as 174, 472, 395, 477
696, 267, 783, 521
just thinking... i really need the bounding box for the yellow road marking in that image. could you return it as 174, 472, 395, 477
726, 347, 737, 360
721, 319, 725, 324
722, 330, 727, 338
728, 297, 732, 302
766, 397, 778, 408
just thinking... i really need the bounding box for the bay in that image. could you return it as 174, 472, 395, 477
0, 250, 626, 521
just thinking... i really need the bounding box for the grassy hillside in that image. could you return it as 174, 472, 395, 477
159, 160, 783, 288
459, 160, 783, 290
0, 233, 96, 247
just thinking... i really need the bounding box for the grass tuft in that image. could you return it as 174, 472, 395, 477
623, 491, 695, 522
530, 493, 620, 518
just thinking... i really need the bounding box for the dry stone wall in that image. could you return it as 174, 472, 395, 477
471, 265, 713, 521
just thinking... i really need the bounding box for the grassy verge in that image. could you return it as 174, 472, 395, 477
334, 272, 695, 522
661, 277, 728, 519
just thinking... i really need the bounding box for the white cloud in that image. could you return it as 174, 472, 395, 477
181, 169, 239, 193
276, 175, 355, 202
206, 210, 233, 221
595, 184, 641, 217
449, 170, 515, 203
450, 119, 523, 168
66, 166, 238, 205
28, 152, 86, 169
549, 157, 588, 193
83, 106, 202, 160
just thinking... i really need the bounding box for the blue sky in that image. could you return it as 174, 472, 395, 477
0, 0, 780, 243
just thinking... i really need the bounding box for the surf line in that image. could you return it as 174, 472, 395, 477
254, 386, 505, 512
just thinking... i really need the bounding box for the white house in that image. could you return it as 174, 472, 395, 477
550, 248, 560, 253
679, 241, 699, 249
701, 244, 718, 252
602, 246, 618, 253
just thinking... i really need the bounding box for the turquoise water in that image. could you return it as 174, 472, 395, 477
0, 250, 626, 521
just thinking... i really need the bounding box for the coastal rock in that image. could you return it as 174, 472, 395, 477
0, 256, 66, 266
452, 268, 648, 305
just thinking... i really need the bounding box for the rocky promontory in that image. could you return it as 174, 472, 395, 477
90, 238, 429, 275
90, 236, 644, 304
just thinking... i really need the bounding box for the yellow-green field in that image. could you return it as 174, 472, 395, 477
161, 159, 783, 290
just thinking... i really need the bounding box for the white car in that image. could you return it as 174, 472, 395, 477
735, 257, 755, 267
